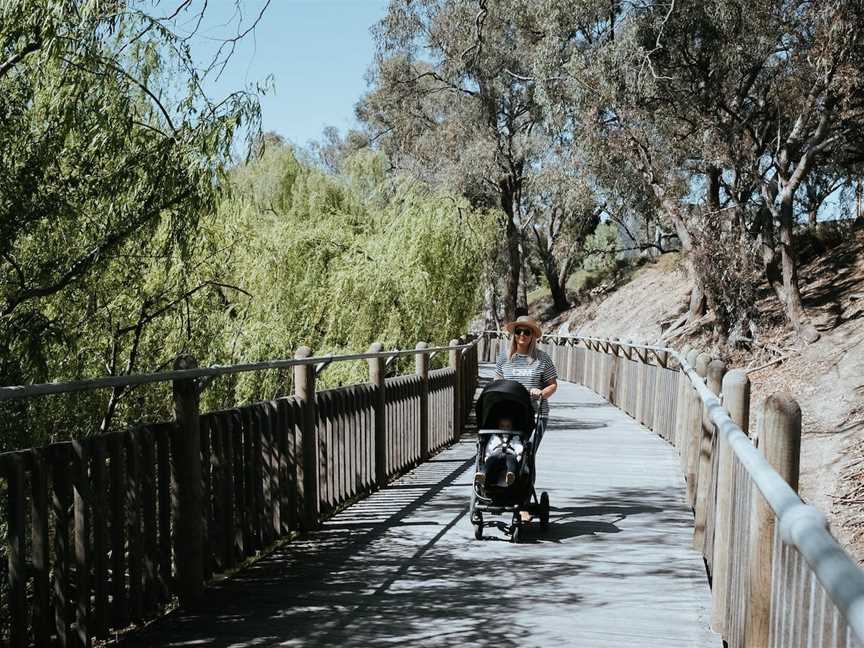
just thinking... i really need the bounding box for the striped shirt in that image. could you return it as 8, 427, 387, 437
495, 349, 558, 417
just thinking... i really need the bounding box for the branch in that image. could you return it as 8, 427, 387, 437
2, 186, 187, 317
0, 39, 41, 79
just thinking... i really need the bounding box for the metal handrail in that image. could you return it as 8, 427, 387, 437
0, 340, 477, 402
527, 331, 864, 640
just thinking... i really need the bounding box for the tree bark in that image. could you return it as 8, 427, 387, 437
501, 183, 521, 321
778, 194, 819, 342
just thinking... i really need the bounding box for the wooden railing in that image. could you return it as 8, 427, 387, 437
0, 337, 480, 647
483, 331, 864, 647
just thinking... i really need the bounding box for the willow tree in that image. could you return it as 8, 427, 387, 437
0, 1, 263, 444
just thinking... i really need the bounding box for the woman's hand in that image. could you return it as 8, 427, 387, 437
530, 388, 543, 400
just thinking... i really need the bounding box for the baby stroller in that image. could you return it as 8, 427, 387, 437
469, 379, 550, 542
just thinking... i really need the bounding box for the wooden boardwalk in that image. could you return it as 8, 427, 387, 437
119, 368, 719, 647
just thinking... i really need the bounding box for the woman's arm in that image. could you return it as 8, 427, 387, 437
530, 379, 557, 400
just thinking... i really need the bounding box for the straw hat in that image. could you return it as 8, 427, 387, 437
504, 315, 542, 338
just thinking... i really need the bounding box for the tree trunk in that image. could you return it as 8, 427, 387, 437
778, 195, 819, 342
518, 237, 529, 312
501, 185, 521, 322
543, 253, 570, 313
482, 282, 499, 331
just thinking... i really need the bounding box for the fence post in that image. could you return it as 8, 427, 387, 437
416, 342, 430, 459
449, 339, 462, 440
171, 355, 204, 607
368, 342, 387, 484
686, 352, 709, 506
294, 347, 318, 528
745, 392, 801, 648
694, 358, 726, 549
711, 369, 750, 633
652, 350, 668, 436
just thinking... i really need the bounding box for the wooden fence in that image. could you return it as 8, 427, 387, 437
482, 331, 864, 647
0, 337, 479, 647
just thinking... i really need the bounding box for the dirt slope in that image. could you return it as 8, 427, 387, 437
532, 231, 864, 559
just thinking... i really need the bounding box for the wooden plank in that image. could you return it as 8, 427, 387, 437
275, 401, 292, 535
318, 392, 331, 511
140, 427, 159, 614
91, 436, 109, 637
108, 432, 128, 626
200, 414, 213, 579
6, 453, 28, 648
233, 413, 246, 558
222, 412, 237, 569
52, 443, 73, 646
267, 401, 281, 541
155, 424, 172, 600
127, 430, 143, 622
336, 390, 346, 505
31, 448, 52, 645
241, 407, 255, 555
72, 439, 92, 647
252, 405, 265, 549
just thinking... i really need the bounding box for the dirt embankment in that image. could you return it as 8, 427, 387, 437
532, 232, 864, 559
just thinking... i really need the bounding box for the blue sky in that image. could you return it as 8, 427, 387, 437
194, 1, 389, 148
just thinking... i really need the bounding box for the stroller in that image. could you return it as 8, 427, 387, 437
469, 379, 550, 542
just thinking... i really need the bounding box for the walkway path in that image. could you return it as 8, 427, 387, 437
119, 368, 718, 647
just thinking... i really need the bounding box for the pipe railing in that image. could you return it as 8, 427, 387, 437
0, 336, 480, 647
482, 330, 864, 647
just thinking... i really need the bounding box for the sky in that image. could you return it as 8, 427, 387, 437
192, 1, 389, 149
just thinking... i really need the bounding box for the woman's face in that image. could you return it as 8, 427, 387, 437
513, 326, 533, 351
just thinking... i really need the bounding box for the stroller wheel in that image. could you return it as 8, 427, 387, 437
473, 521, 483, 540
539, 492, 550, 532
509, 524, 520, 543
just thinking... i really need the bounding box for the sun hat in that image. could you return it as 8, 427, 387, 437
504, 315, 542, 338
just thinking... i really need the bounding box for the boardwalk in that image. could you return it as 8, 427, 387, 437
119, 368, 718, 647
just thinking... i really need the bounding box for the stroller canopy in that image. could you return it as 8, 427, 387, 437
476, 379, 534, 433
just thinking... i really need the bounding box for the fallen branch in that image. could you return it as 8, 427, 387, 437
746, 355, 791, 375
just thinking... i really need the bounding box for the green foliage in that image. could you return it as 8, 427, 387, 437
202, 145, 497, 402
0, 1, 262, 450
581, 222, 619, 273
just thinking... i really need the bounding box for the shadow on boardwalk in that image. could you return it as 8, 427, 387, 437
118, 462, 696, 646
118, 377, 717, 647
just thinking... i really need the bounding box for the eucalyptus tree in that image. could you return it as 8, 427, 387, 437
536, 0, 864, 342
528, 156, 603, 312
359, 0, 557, 320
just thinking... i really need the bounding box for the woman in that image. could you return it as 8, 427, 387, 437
494, 315, 558, 447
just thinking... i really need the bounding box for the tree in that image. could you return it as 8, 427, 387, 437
0, 1, 265, 445
528, 160, 603, 312
358, 0, 552, 320
531, 0, 864, 343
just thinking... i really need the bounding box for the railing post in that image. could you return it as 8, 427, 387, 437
745, 392, 801, 648
652, 350, 668, 436
416, 342, 430, 459
686, 352, 709, 506
712, 369, 750, 633
449, 339, 462, 440
171, 355, 204, 607
694, 358, 726, 549
368, 342, 387, 484
607, 337, 619, 404
294, 347, 318, 528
